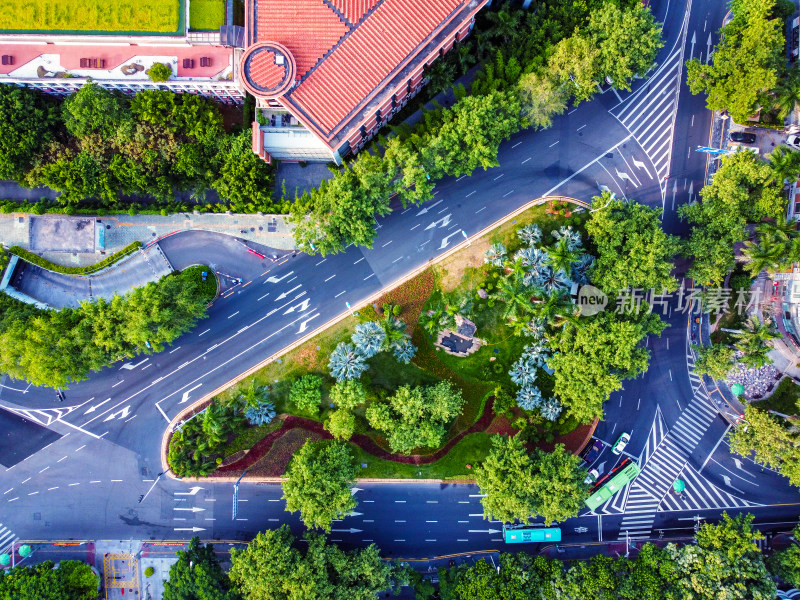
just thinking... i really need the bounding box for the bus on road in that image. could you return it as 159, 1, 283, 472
584, 459, 641, 512
503, 525, 562, 544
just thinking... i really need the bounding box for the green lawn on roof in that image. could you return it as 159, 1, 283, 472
0, 0, 180, 33
190, 0, 226, 30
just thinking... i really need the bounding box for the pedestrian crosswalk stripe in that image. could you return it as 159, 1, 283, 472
659, 463, 763, 512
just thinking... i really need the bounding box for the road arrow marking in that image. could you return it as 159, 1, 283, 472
174, 506, 205, 512
174, 527, 205, 532
706, 33, 713, 63
468, 529, 502, 534
416, 199, 443, 216
689, 31, 696, 59
720, 475, 744, 493
275, 285, 302, 301
297, 313, 320, 334
332, 511, 363, 521
440, 230, 462, 250
265, 271, 293, 284
175, 486, 204, 496
103, 405, 130, 422
284, 298, 311, 314
84, 398, 112, 414
350, 487, 363, 495
688, 181, 694, 202
330, 528, 362, 533
733, 458, 743, 470
671, 179, 678, 210
120, 359, 149, 371
596, 461, 607, 474
632, 157, 652, 178
179, 384, 203, 405
425, 213, 451, 230
615, 169, 638, 188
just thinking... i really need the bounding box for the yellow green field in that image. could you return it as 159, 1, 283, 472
190, 0, 225, 30
0, 0, 180, 33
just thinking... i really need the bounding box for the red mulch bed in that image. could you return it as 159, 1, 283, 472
212, 397, 590, 476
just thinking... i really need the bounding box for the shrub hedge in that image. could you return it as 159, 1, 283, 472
9, 241, 142, 275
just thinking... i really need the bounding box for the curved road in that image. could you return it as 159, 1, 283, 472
0, 0, 796, 557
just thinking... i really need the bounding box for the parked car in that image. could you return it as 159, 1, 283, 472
730, 131, 756, 144
579, 438, 604, 465
584, 468, 600, 486
612, 432, 631, 455
786, 135, 800, 150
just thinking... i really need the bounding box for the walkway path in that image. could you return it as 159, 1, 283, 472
0, 212, 295, 268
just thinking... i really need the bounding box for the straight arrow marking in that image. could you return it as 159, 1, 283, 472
416, 199, 443, 216
84, 398, 112, 414
275, 285, 302, 301
179, 384, 203, 405
265, 271, 293, 284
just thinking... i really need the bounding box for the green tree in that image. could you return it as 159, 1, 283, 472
289, 374, 323, 415
474, 435, 588, 524
767, 144, 800, 186
0, 86, 57, 180
62, 81, 132, 139
148, 62, 172, 82
324, 409, 355, 441
692, 344, 734, 380
730, 404, 800, 487
449, 556, 529, 600
365, 381, 464, 454
734, 316, 780, 368
679, 149, 784, 285
212, 130, 275, 209
282, 440, 357, 531
589, 3, 663, 91
669, 513, 775, 600
774, 64, 800, 119
229, 525, 393, 600
768, 524, 800, 586
549, 311, 665, 423
547, 33, 600, 104
586, 193, 680, 294
563, 554, 620, 599
329, 379, 366, 410
163, 537, 239, 600
0, 560, 98, 600
685, 0, 784, 123
619, 542, 680, 600
517, 72, 567, 129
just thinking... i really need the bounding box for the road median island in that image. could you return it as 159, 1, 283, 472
8, 241, 142, 276
161, 197, 595, 481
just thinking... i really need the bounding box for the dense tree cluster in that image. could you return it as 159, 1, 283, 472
686, 0, 789, 123
679, 150, 785, 285
0, 268, 211, 388
281, 440, 357, 532
163, 538, 240, 600
730, 403, 800, 487
474, 436, 588, 524
0, 84, 278, 213
229, 525, 397, 600
365, 381, 465, 454
0, 560, 98, 600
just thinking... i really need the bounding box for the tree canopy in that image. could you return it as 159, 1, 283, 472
548, 310, 665, 422
163, 537, 240, 600
586, 193, 680, 294
475, 435, 588, 524
282, 440, 357, 531
229, 525, 395, 600
365, 381, 464, 454
686, 0, 785, 123
0, 560, 98, 600
729, 404, 800, 487
0, 86, 57, 180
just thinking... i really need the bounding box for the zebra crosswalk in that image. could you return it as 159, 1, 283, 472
638, 405, 667, 466
670, 392, 718, 454
3, 404, 80, 427
0, 523, 18, 554
610, 48, 683, 190
659, 462, 762, 512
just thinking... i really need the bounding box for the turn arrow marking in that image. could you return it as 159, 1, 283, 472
265, 271, 293, 284
179, 384, 203, 405
175, 486, 204, 496
103, 405, 130, 422
275, 285, 302, 301
439, 230, 462, 249
415, 199, 443, 216
297, 313, 320, 334
84, 398, 112, 414
425, 213, 451, 230
284, 298, 311, 314
120, 358, 149, 371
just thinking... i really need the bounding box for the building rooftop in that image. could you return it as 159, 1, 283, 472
243, 0, 484, 151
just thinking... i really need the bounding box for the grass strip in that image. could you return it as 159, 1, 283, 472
9, 241, 142, 276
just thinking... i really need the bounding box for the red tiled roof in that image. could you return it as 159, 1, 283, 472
256, 0, 348, 78
250, 50, 286, 89
290, 0, 463, 133
329, 0, 379, 24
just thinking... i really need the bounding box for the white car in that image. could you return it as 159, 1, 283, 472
612, 432, 631, 455
584, 468, 600, 486
786, 135, 800, 150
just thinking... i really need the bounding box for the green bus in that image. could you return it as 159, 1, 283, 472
584, 459, 640, 512
503, 525, 562, 544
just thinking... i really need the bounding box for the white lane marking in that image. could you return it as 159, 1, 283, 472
111, 380, 124, 388
466, 191, 476, 197
334, 291, 345, 298
392, 257, 403, 263
315, 259, 326, 266
198, 329, 210, 336
364, 274, 374, 281
475, 207, 486, 214
354, 257, 364, 264
228, 311, 239, 319
324, 275, 336, 282
543, 135, 633, 197
382, 241, 392, 247
549, 141, 559, 147
493, 174, 504, 181
522, 157, 532, 164
75, 445, 85, 452
502, 190, 514, 197
512, 141, 522, 148
169, 346, 181, 354
410, 224, 420, 231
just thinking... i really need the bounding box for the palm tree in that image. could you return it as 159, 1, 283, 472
494, 275, 535, 323
734, 316, 780, 368
516, 224, 542, 246
571, 254, 595, 285
484, 242, 508, 267
509, 353, 538, 386
485, 4, 523, 44
351, 321, 386, 358
393, 339, 417, 364
379, 315, 408, 351
328, 343, 368, 382
536, 266, 571, 292
767, 145, 800, 186
516, 384, 543, 411
539, 397, 563, 421
532, 288, 574, 326
515, 246, 550, 270
774, 64, 800, 119
756, 213, 797, 242
741, 229, 788, 276
552, 225, 582, 251
546, 238, 580, 279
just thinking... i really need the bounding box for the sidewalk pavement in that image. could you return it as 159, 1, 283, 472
0, 212, 295, 268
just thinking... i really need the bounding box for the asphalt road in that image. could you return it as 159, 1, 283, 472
0, 0, 797, 558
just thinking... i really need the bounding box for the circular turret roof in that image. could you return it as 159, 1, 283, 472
240, 42, 296, 99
